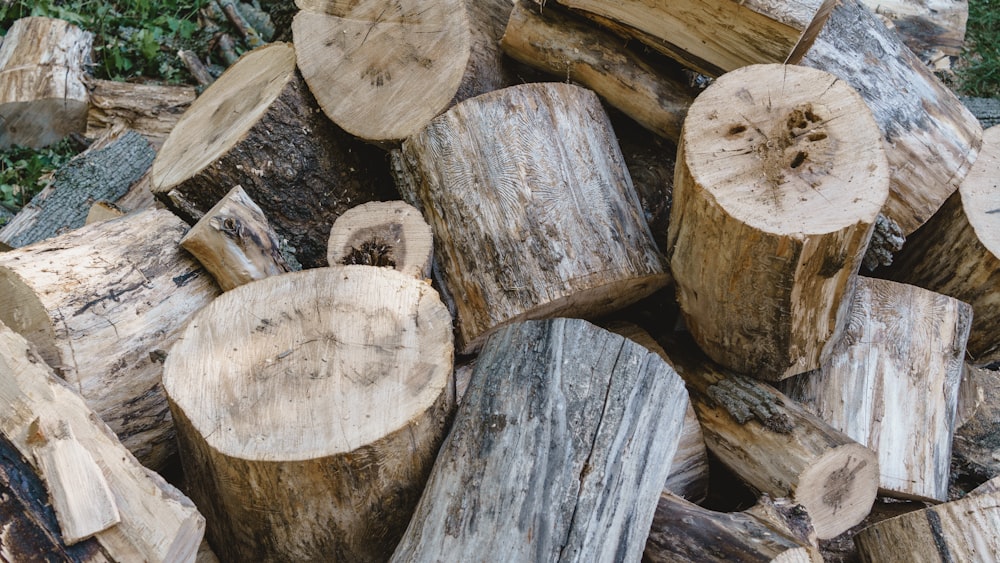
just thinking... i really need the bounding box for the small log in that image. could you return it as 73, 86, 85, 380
327, 200, 433, 280
394, 82, 668, 354
644, 492, 822, 562
663, 336, 880, 540
500, 0, 696, 141
0, 208, 221, 469
883, 126, 1000, 364
667, 63, 889, 381
390, 318, 689, 562
85, 78, 197, 147
859, 0, 968, 58
0, 128, 155, 248
795, 0, 983, 235
552, 0, 834, 77
853, 487, 1000, 562
180, 185, 290, 290
292, 0, 471, 142
451, 0, 529, 105
85, 200, 127, 225
952, 365, 1000, 485
164, 266, 454, 562
178, 49, 215, 86
0, 17, 92, 148
779, 277, 971, 502
151, 42, 395, 268
0, 322, 205, 562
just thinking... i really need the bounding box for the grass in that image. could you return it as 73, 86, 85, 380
958, 0, 1000, 97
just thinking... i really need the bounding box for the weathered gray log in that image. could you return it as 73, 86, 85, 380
391, 318, 689, 562
961, 96, 1000, 129
952, 365, 1000, 486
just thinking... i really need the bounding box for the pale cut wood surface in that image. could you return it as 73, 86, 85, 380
292, 0, 471, 142
859, 0, 968, 57
164, 266, 454, 562
780, 277, 971, 502
394, 82, 668, 354
327, 200, 433, 279
667, 63, 888, 381
391, 318, 689, 562
0, 321, 205, 562
0, 208, 221, 469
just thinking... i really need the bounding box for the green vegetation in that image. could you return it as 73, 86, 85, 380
0, 139, 75, 215
958, 0, 1000, 97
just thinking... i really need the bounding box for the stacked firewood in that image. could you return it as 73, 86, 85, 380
1, 0, 999, 561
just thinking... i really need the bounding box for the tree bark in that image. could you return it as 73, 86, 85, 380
393, 82, 668, 354
326, 200, 433, 280
0, 208, 221, 469
150, 42, 395, 268
292, 0, 471, 143
858, 0, 968, 58
663, 335, 880, 540
0, 321, 205, 562
779, 277, 971, 502
667, 63, 889, 381
881, 126, 1000, 364
0, 17, 92, 148
164, 266, 454, 562
85, 78, 197, 148
390, 318, 689, 562
795, 0, 983, 236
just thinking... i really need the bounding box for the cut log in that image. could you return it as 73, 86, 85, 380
0, 208, 221, 469
779, 277, 971, 502
663, 335, 880, 539
326, 200, 433, 280
0, 321, 205, 562
961, 96, 1000, 129
85, 78, 197, 147
858, 0, 968, 58
952, 365, 1000, 485
644, 492, 822, 562
393, 82, 668, 354
613, 115, 678, 252
292, 0, 471, 142
795, 0, 983, 235
666, 63, 889, 381
853, 487, 1000, 562
390, 318, 689, 562
164, 266, 454, 562
0, 17, 92, 148
552, 0, 834, 77
882, 126, 1000, 364
452, 0, 527, 105
500, 0, 696, 141
0, 127, 155, 248
151, 42, 395, 268
85, 201, 127, 225
180, 185, 290, 291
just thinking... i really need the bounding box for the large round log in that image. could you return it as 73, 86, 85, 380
394, 82, 669, 354
163, 266, 454, 562
667, 63, 889, 381
150, 42, 394, 268
0, 208, 220, 470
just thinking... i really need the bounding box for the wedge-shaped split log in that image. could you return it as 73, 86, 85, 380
394, 82, 669, 354
667, 63, 889, 381
780, 277, 971, 502
164, 266, 454, 562
390, 318, 689, 561
0, 322, 205, 562
885, 126, 1000, 364
0, 208, 221, 469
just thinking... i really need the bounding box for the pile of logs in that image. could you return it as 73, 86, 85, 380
1, 0, 999, 561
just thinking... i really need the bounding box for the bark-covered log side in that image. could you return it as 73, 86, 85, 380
85, 78, 197, 147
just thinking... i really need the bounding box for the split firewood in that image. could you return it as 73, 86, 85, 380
644, 492, 822, 562
667, 63, 889, 381
390, 318, 689, 562
393, 82, 668, 354
0, 17, 92, 148
663, 335, 880, 540
0, 322, 205, 562
326, 200, 433, 280
291, 0, 471, 143
85, 78, 197, 147
164, 266, 454, 562
779, 277, 972, 502
151, 42, 395, 268
551, 0, 835, 77
952, 364, 1000, 485
858, 0, 968, 59
853, 486, 1000, 562
85, 200, 127, 225
883, 126, 1000, 364
0, 208, 221, 469
0, 127, 155, 248
500, 0, 696, 141
795, 0, 983, 236
180, 185, 290, 291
